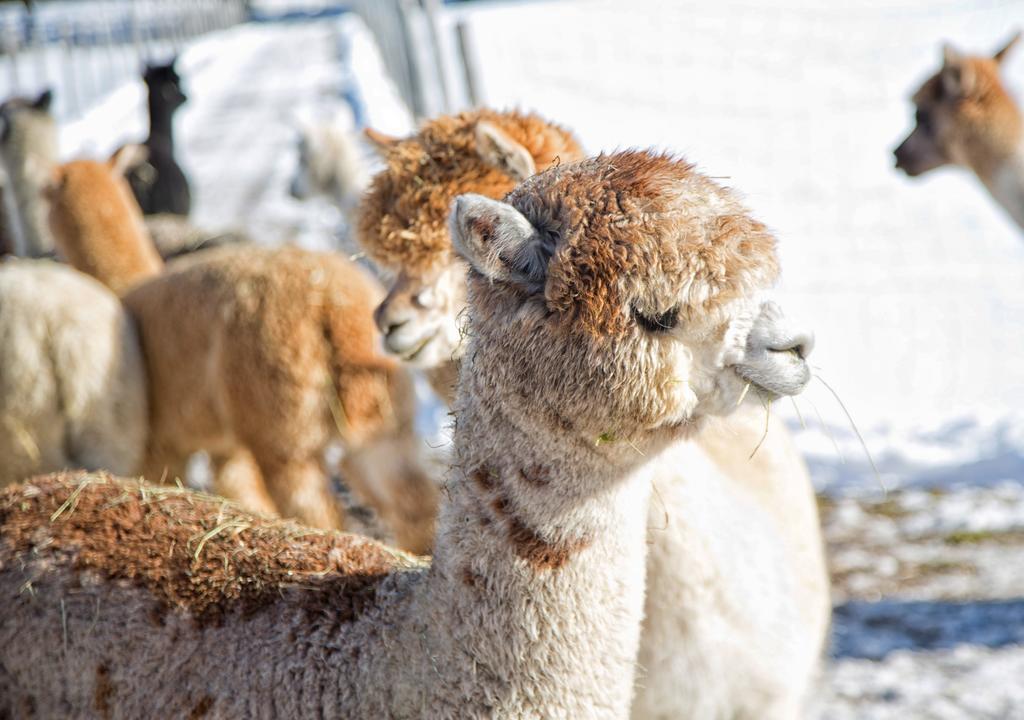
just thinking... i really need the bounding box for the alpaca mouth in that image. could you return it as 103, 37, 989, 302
386, 330, 440, 364
734, 349, 811, 398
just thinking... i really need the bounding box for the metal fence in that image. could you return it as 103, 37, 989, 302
347, 0, 475, 120
0, 0, 247, 118
0, 0, 476, 124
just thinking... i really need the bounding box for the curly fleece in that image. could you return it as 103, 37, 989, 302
357, 109, 584, 274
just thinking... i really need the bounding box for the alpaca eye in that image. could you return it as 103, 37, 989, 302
915, 108, 931, 131
632, 305, 680, 333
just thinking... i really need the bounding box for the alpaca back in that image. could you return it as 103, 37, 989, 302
123, 245, 399, 457
0, 260, 148, 486
0, 98, 58, 257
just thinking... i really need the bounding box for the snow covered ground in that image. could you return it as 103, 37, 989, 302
446, 0, 1024, 497
36, 1, 1024, 716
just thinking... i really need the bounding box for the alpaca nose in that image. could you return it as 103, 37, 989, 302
893, 143, 908, 170
374, 302, 408, 337
769, 329, 814, 360
754, 301, 814, 360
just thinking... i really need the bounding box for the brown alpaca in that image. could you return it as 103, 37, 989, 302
358, 109, 584, 397
45, 149, 437, 553
894, 32, 1024, 230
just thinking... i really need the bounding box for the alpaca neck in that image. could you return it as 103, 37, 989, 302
55, 195, 164, 296
0, 124, 57, 257
402, 374, 652, 716
146, 98, 176, 153
978, 142, 1024, 231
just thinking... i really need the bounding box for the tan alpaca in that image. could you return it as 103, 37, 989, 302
359, 110, 829, 718
45, 148, 437, 554
895, 32, 1024, 230
0, 149, 812, 718
0, 258, 148, 487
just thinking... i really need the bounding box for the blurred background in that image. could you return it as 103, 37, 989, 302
1, 0, 1022, 716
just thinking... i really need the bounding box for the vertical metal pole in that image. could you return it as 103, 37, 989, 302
420, 0, 451, 113
396, 0, 427, 119
455, 20, 479, 108
61, 22, 78, 117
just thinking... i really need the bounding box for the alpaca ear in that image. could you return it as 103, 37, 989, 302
109, 144, 149, 177
940, 44, 975, 97
364, 127, 400, 155
994, 31, 1021, 64
33, 89, 53, 112
475, 121, 536, 182
450, 193, 553, 290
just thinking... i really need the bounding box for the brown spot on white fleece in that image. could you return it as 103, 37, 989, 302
93, 664, 114, 719
517, 465, 551, 487
0, 472, 401, 626
472, 464, 589, 570
188, 695, 215, 719
357, 109, 584, 275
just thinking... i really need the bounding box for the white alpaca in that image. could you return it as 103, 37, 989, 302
0, 150, 813, 718
358, 110, 830, 719
0, 90, 58, 257
0, 258, 147, 487
290, 106, 371, 214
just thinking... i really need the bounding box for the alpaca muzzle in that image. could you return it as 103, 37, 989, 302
734, 301, 814, 397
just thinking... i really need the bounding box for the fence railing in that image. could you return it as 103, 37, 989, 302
0, 0, 474, 124
0, 0, 247, 118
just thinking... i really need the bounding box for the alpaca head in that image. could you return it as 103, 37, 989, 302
451, 150, 812, 458
144, 60, 187, 113
0, 88, 56, 161
894, 32, 1022, 178
357, 109, 583, 368
289, 106, 363, 206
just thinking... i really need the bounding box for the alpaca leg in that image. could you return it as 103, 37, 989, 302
255, 453, 344, 530
340, 436, 438, 555
210, 448, 278, 517
141, 445, 188, 485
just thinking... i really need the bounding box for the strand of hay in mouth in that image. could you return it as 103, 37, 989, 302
749, 389, 772, 460
789, 396, 806, 429
815, 374, 884, 493
806, 394, 844, 462
736, 382, 752, 408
